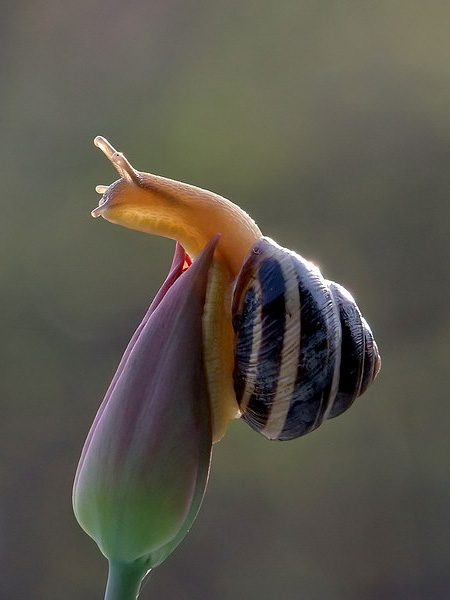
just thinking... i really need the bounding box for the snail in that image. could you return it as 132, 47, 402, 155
91, 136, 381, 442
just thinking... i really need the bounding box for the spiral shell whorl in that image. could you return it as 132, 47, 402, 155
326, 281, 380, 418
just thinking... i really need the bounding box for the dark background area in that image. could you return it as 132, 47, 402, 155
1, 1, 449, 598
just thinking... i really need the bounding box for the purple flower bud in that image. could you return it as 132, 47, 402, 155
73, 237, 218, 599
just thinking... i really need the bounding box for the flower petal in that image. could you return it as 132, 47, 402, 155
74, 242, 191, 487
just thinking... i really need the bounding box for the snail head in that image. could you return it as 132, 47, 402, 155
91, 136, 154, 221
91, 136, 262, 278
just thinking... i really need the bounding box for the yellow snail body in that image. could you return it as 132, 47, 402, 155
92, 137, 380, 442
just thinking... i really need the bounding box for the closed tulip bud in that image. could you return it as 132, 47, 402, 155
73, 237, 218, 600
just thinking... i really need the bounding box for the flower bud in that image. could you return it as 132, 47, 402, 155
73, 238, 218, 598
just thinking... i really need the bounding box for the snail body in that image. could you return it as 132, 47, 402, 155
92, 137, 380, 442
92, 137, 261, 441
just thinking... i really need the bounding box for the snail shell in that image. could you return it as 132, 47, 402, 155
232, 238, 381, 440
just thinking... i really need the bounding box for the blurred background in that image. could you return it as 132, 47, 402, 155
1, 1, 449, 598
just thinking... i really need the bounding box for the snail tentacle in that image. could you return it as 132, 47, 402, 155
94, 136, 140, 184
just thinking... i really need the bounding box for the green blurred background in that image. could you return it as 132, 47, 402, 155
1, 1, 449, 598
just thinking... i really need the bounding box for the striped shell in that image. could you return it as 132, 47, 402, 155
232, 237, 381, 441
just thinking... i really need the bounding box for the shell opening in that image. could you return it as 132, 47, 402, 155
93, 136, 140, 184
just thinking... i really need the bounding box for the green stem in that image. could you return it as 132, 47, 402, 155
104, 561, 148, 600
